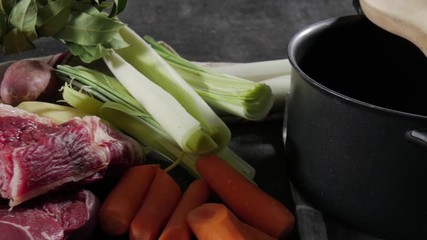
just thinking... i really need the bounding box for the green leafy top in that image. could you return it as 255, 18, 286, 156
0, 0, 128, 63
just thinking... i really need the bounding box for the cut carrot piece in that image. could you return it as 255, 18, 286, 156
187, 203, 277, 240
240, 221, 277, 240
129, 167, 182, 240
159, 179, 211, 240
195, 155, 295, 239
99, 164, 158, 236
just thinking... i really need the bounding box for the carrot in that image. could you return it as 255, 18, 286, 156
159, 179, 211, 240
187, 203, 277, 240
99, 164, 158, 236
195, 155, 295, 239
239, 220, 278, 240
129, 167, 182, 240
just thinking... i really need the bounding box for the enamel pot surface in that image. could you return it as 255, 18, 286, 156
286, 15, 427, 239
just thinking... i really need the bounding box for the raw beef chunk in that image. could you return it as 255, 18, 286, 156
0, 103, 144, 206
0, 189, 100, 240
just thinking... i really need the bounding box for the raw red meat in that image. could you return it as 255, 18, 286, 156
0, 189, 100, 240
0, 103, 144, 207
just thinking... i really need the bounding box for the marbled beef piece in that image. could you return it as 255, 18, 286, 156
0, 189, 100, 240
0, 103, 144, 207
0, 208, 65, 240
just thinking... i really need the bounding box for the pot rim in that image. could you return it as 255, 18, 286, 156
287, 15, 427, 120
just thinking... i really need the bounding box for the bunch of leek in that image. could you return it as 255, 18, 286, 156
197, 58, 293, 112
56, 65, 255, 180
102, 26, 231, 155
3, 0, 273, 180
145, 36, 275, 121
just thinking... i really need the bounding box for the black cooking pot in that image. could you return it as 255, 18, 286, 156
286, 15, 427, 239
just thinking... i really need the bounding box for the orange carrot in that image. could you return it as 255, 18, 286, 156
187, 203, 277, 240
99, 164, 158, 236
195, 155, 295, 239
159, 179, 211, 240
239, 220, 277, 240
129, 167, 182, 240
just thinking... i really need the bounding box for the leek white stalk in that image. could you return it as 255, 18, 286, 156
99, 104, 255, 180
146, 37, 275, 121
260, 75, 291, 111
197, 59, 292, 82
112, 26, 231, 152
197, 60, 292, 113
103, 50, 220, 154
55, 71, 256, 180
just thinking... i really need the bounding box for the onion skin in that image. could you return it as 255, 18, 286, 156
0, 60, 59, 106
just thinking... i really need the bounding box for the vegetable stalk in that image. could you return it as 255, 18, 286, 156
103, 49, 220, 155
145, 36, 275, 121
104, 26, 231, 154
56, 65, 255, 180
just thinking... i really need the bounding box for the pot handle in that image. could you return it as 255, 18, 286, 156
406, 129, 427, 147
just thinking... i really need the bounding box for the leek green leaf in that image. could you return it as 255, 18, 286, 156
57, 64, 146, 114
61, 84, 104, 116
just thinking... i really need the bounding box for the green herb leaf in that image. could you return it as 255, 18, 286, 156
36, 0, 75, 36
3, 28, 35, 54
66, 42, 107, 63
108, 0, 127, 17
0, 12, 6, 43
105, 32, 129, 49
0, 0, 16, 15
54, 9, 124, 45
8, 0, 38, 42
65, 31, 128, 63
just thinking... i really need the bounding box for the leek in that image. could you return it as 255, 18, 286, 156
103, 50, 220, 155
260, 75, 290, 112
56, 65, 256, 180
195, 59, 292, 82
196, 59, 292, 113
108, 26, 231, 154
145, 36, 275, 121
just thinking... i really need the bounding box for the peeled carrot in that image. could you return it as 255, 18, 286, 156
99, 164, 158, 236
239, 220, 278, 240
129, 167, 182, 240
195, 155, 295, 239
159, 179, 211, 240
187, 203, 277, 240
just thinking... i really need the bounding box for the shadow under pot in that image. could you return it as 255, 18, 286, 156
285, 15, 427, 240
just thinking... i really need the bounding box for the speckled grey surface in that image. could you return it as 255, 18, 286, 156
0, 1, 366, 240
0, 0, 356, 63
121, 0, 356, 62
